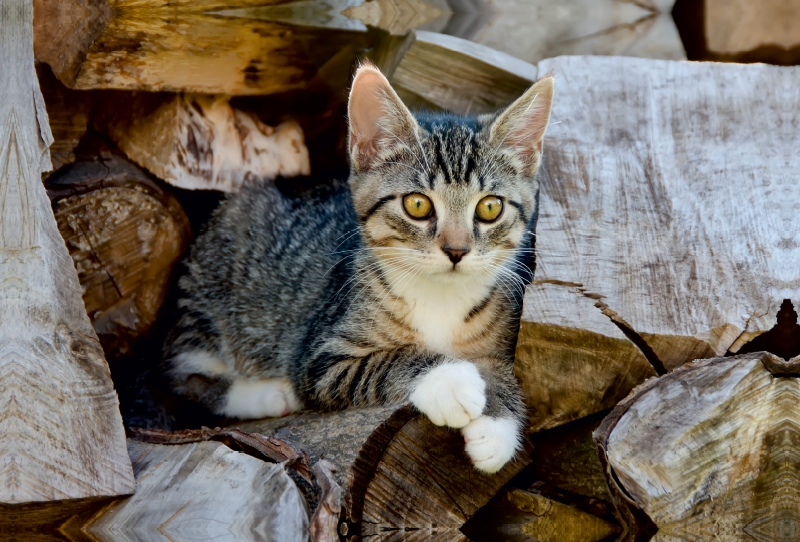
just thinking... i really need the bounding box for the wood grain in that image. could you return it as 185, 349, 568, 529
706, 0, 800, 55
465, 488, 620, 542
85, 440, 310, 542
517, 56, 800, 430
0, 0, 134, 503
470, 0, 685, 65
387, 30, 537, 115
46, 155, 191, 361
239, 404, 531, 541
33, 0, 373, 95
96, 93, 310, 192
596, 352, 800, 542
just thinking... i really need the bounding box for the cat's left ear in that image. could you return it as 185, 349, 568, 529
488, 75, 554, 177
347, 63, 420, 173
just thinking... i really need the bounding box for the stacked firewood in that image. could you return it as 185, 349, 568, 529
4, 0, 797, 541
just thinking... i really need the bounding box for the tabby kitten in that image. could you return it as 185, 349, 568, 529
164, 64, 554, 473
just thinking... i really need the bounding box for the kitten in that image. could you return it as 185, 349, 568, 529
164, 64, 554, 473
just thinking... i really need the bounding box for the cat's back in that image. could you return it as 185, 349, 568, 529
175, 177, 359, 371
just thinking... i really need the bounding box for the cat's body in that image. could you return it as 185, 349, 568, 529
165, 66, 554, 472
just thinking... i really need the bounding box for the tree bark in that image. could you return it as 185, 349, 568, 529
595, 351, 800, 542
238, 404, 533, 541
45, 154, 191, 361
0, 0, 134, 504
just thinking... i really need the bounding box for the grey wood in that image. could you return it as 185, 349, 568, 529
0, 0, 134, 503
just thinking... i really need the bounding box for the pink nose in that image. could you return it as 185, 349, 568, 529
442, 246, 470, 264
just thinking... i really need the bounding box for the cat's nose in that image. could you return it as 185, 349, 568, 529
442, 245, 470, 264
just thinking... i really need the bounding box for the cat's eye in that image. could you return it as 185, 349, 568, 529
403, 193, 433, 219
475, 196, 503, 222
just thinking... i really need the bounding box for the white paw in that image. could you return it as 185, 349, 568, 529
221, 378, 302, 419
462, 416, 521, 473
409, 362, 486, 428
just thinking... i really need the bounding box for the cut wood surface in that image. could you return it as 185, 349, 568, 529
84, 439, 310, 542
595, 352, 800, 542
32, 0, 374, 95
472, 0, 685, 64
384, 30, 537, 115
465, 487, 620, 542
46, 154, 191, 361
0, 0, 134, 503
516, 56, 800, 431
96, 93, 310, 192
238, 404, 532, 541
705, 0, 800, 55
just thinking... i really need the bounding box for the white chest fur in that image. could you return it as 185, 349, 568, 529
384, 268, 493, 356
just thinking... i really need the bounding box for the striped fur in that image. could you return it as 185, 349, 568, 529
164, 65, 554, 472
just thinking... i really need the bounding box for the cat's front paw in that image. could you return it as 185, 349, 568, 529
462, 416, 521, 473
409, 361, 486, 428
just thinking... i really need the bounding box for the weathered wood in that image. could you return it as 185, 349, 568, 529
464, 488, 620, 542
384, 30, 537, 115
705, 0, 800, 57
96, 93, 310, 192
515, 282, 657, 432
238, 404, 532, 541
528, 411, 613, 504
517, 56, 800, 430
83, 439, 310, 542
0, 0, 134, 503
45, 154, 191, 361
595, 352, 800, 542
32, 0, 376, 95
128, 425, 311, 481
470, 0, 685, 64
35, 63, 94, 174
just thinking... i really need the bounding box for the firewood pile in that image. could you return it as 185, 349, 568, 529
3, 0, 799, 541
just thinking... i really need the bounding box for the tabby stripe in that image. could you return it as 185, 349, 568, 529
508, 200, 526, 217
360, 195, 396, 222
433, 137, 452, 184
348, 355, 372, 402
465, 286, 496, 322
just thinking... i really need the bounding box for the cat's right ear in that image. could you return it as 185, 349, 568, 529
347, 64, 420, 173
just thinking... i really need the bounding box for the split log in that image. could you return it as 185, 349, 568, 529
470, 0, 685, 64
238, 404, 533, 541
82, 439, 310, 542
35, 63, 94, 173
516, 56, 800, 431
705, 0, 800, 60
595, 352, 800, 542
464, 487, 620, 542
45, 154, 191, 361
95, 93, 310, 192
0, 0, 134, 505
32, 0, 375, 95
380, 30, 537, 115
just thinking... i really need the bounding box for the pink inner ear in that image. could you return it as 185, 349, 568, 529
348, 69, 392, 157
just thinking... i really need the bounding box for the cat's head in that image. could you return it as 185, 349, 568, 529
346, 63, 553, 284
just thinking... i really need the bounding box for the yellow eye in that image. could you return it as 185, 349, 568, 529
475, 196, 503, 222
403, 193, 433, 219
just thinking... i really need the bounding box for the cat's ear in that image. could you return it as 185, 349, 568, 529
488, 75, 554, 177
347, 63, 420, 172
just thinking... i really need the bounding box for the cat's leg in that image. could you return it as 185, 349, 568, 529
222, 377, 302, 419
169, 351, 302, 419
308, 347, 524, 472
460, 360, 526, 474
